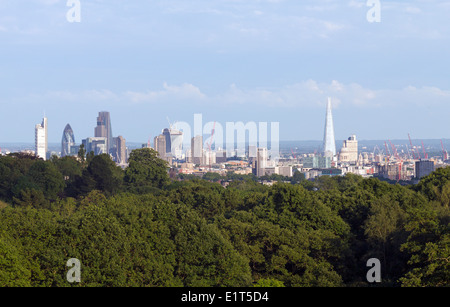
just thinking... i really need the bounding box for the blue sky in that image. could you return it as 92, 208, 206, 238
1, 0, 450, 143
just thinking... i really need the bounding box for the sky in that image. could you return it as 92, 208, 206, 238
1, 0, 450, 144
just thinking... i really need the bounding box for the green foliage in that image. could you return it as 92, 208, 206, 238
124, 148, 169, 190
253, 278, 285, 287
0, 232, 32, 286
71, 154, 123, 197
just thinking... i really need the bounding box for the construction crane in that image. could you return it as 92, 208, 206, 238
373, 145, 381, 156
291, 149, 297, 159
421, 141, 428, 159
441, 140, 448, 161
408, 133, 417, 160
384, 141, 390, 163
389, 140, 399, 160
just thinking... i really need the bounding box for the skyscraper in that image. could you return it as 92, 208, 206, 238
35, 117, 48, 160
415, 160, 435, 179
323, 97, 336, 157
94, 111, 113, 153
154, 134, 167, 160
114, 136, 127, 165
162, 128, 172, 156
256, 147, 268, 177
191, 135, 203, 165
61, 124, 75, 157
169, 128, 183, 160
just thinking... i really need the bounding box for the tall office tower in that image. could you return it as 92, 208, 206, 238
94, 111, 113, 153
323, 97, 336, 158
191, 135, 203, 165
170, 128, 183, 160
162, 128, 172, 156
415, 160, 435, 179
256, 147, 268, 177
114, 136, 127, 165
339, 134, 358, 162
35, 117, 48, 160
154, 134, 167, 160
61, 124, 75, 157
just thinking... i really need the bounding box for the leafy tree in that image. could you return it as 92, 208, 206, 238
399, 203, 450, 287
77, 144, 86, 163
124, 148, 169, 190
71, 154, 123, 197
0, 232, 32, 286
26, 160, 65, 200
253, 278, 285, 287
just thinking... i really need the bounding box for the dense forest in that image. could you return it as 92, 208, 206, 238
0, 148, 448, 287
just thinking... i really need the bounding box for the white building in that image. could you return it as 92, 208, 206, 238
35, 117, 48, 160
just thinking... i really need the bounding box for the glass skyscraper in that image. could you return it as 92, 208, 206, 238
323, 97, 336, 157
61, 124, 75, 157
95, 111, 113, 153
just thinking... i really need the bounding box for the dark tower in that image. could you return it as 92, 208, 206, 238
95, 111, 113, 153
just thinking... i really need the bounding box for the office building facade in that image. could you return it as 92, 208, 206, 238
95, 111, 113, 153
35, 117, 48, 160
61, 124, 75, 157
415, 160, 435, 179
323, 98, 336, 158
191, 135, 203, 165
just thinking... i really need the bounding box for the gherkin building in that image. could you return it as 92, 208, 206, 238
61, 124, 75, 157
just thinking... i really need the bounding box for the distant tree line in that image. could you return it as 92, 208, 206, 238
0, 148, 448, 287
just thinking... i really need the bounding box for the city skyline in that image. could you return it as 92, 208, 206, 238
1, 1, 450, 143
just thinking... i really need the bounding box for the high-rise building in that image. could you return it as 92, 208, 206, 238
256, 147, 268, 177
154, 134, 167, 160
169, 128, 183, 160
35, 117, 48, 160
162, 128, 172, 156
339, 134, 358, 162
162, 127, 183, 160
248, 145, 257, 163
94, 111, 113, 153
415, 160, 435, 179
114, 136, 127, 165
191, 135, 203, 165
323, 98, 336, 158
61, 124, 75, 157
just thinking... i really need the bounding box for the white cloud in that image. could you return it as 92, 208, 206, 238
124, 83, 206, 104
13, 81, 450, 114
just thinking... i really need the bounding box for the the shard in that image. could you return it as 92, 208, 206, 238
323, 97, 336, 157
